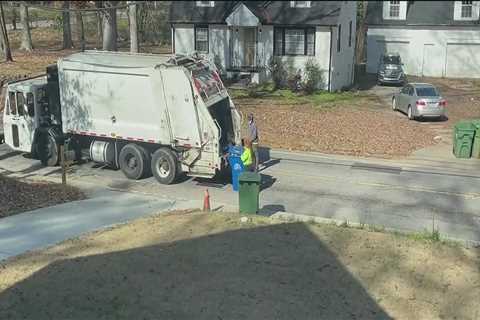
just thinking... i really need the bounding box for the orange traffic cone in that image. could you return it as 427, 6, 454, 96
203, 189, 211, 212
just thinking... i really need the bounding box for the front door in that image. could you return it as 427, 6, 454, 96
3, 90, 36, 152
231, 27, 256, 69
242, 28, 256, 67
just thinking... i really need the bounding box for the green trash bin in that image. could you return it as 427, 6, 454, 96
471, 120, 480, 159
453, 121, 475, 159
239, 172, 261, 214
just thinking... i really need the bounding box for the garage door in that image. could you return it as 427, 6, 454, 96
368, 40, 410, 73
446, 43, 480, 78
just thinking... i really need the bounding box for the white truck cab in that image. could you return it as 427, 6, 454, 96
3, 77, 48, 153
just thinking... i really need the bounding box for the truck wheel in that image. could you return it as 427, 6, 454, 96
119, 144, 148, 180
37, 133, 59, 167
151, 148, 177, 185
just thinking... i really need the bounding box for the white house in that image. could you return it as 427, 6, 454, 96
366, 1, 480, 78
169, 1, 357, 91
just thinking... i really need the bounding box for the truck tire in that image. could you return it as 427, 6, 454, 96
151, 148, 177, 185
37, 133, 59, 167
119, 144, 149, 180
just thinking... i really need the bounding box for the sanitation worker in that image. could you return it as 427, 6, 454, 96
241, 138, 255, 172
247, 113, 259, 171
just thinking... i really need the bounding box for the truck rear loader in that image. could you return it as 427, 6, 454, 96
2, 51, 241, 184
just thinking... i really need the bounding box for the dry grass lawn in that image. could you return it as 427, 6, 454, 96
0, 212, 478, 319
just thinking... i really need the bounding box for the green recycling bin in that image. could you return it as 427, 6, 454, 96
453, 121, 475, 159
239, 172, 261, 214
471, 120, 480, 159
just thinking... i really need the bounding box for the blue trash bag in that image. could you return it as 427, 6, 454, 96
227, 146, 244, 191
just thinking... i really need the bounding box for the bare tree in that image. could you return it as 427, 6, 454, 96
72, 2, 85, 51
77, 11, 85, 51
102, 1, 117, 51
10, 4, 17, 30
19, 2, 33, 51
62, 1, 73, 49
95, 1, 103, 48
128, 1, 138, 53
0, 2, 13, 62
355, 0, 368, 64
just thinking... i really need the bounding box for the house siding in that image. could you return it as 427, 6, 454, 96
367, 26, 480, 78
330, 1, 357, 91
258, 25, 274, 72
174, 24, 195, 54
209, 25, 229, 73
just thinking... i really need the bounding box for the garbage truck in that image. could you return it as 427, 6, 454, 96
2, 51, 241, 184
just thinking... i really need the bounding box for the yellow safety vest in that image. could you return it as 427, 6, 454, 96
241, 147, 253, 166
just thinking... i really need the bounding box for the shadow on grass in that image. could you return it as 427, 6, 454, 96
0, 222, 392, 319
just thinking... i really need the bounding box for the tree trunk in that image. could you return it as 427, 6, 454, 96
102, 1, 117, 51
355, 0, 367, 65
19, 2, 33, 51
62, 1, 73, 49
95, 1, 103, 49
128, 1, 138, 53
74, 11, 85, 51
0, 2, 13, 62
11, 6, 16, 30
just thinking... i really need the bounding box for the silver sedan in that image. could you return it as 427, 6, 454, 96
392, 83, 447, 120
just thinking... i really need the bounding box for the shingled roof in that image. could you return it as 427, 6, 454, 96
169, 1, 342, 26
367, 1, 480, 26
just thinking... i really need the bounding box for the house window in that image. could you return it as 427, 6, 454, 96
389, 1, 400, 18
274, 28, 283, 56
194, 25, 209, 53
285, 29, 305, 55
290, 1, 311, 8
454, 0, 478, 20
348, 21, 352, 47
196, 1, 214, 7
274, 28, 315, 56
337, 24, 341, 52
461, 1, 473, 18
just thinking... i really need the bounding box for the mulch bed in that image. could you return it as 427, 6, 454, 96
0, 175, 85, 218
238, 102, 437, 158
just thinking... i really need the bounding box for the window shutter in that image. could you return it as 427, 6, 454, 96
473, 1, 480, 19
382, 2, 390, 19
399, 1, 407, 19
454, 1, 462, 20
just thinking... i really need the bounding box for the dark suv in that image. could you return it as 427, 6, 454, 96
377, 53, 406, 86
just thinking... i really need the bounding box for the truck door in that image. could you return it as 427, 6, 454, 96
3, 90, 35, 153
161, 68, 201, 148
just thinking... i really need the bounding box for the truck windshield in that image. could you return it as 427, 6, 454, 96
383, 56, 401, 64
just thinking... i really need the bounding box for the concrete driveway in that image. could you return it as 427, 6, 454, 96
359, 74, 467, 163
0, 189, 175, 261
1, 143, 480, 244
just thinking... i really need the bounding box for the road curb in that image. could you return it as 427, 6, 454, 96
269, 212, 480, 248
269, 148, 480, 179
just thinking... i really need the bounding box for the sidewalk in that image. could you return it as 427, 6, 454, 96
0, 188, 176, 261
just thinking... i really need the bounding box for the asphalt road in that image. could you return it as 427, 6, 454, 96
1, 143, 480, 244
